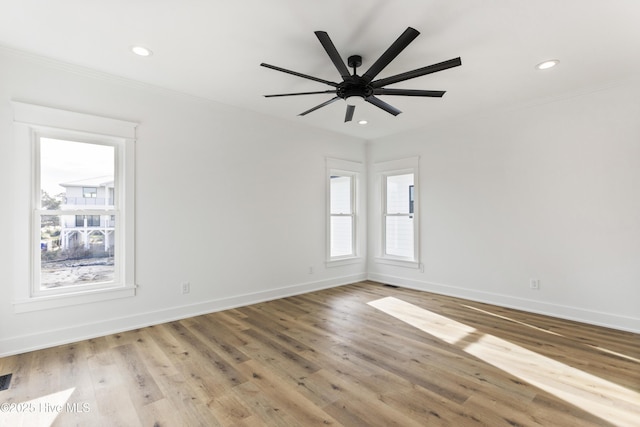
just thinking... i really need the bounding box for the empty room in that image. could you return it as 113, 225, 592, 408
0, 1, 639, 426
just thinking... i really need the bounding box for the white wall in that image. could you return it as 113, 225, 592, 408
0, 49, 366, 356
368, 79, 640, 332
1, 47, 638, 357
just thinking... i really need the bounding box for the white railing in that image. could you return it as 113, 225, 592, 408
64, 197, 113, 206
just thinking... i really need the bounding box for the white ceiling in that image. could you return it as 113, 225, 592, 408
1, 0, 639, 140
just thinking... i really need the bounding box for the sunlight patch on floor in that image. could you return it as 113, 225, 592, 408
461, 304, 565, 337
368, 297, 640, 427
587, 345, 640, 364
369, 297, 476, 345
0, 387, 75, 427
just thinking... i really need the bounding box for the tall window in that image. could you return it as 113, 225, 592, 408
326, 158, 363, 265
12, 101, 137, 312
374, 157, 420, 268
384, 172, 415, 258
330, 174, 355, 257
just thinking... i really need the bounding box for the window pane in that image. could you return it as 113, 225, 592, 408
40, 138, 114, 209
330, 175, 352, 214
330, 216, 353, 257
40, 214, 115, 289
73, 215, 101, 227
39, 137, 116, 290
385, 216, 414, 258
386, 173, 414, 214
83, 187, 98, 198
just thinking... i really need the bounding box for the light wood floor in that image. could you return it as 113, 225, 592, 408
1, 281, 639, 426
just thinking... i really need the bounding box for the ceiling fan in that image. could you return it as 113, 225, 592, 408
261, 27, 462, 122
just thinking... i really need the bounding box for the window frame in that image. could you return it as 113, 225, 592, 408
12, 101, 137, 312
326, 158, 364, 267
373, 157, 420, 269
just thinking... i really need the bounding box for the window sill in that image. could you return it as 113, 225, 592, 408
374, 257, 420, 269
326, 257, 364, 268
13, 285, 136, 313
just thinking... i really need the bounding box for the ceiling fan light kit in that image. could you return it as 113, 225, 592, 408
261, 27, 462, 123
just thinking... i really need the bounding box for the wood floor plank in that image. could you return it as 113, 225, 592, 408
92, 384, 143, 427
204, 391, 253, 426
185, 316, 252, 365
324, 395, 426, 427
235, 359, 341, 426
164, 320, 248, 389
1, 281, 638, 426
230, 380, 302, 427
111, 343, 164, 408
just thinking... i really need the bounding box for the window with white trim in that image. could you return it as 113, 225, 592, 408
326, 158, 363, 266
12, 102, 137, 312
384, 172, 415, 258
330, 174, 355, 257
374, 157, 420, 268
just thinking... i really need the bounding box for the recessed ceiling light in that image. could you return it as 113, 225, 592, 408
131, 46, 152, 57
536, 59, 559, 70
358, 120, 368, 125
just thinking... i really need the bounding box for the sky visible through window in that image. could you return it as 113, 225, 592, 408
40, 138, 114, 196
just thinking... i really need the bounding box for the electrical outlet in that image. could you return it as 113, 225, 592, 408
530, 279, 540, 290
308, 266, 313, 274
181, 282, 190, 294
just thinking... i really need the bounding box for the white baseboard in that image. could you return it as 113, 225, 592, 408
0, 273, 366, 357
367, 272, 640, 334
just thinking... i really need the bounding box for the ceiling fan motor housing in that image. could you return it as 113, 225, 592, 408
338, 77, 373, 100
339, 55, 371, 100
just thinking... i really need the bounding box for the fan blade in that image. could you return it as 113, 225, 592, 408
371, 57, 462, 88
261, 63, 338, 87
373, 88, 446, 97
365, 96, 402, 116
265, 90, 337, 98
361, 27, 420, 83
314, 31, 351, 79
299, 97, 341, 116
344, 105, 355, 122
